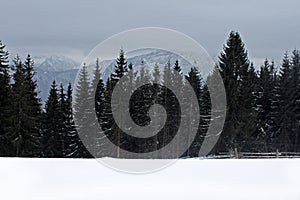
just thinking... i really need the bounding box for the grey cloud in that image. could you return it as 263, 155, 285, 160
1, 0, 299, 63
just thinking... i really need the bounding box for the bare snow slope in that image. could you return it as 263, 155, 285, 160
1, 158, 300, 200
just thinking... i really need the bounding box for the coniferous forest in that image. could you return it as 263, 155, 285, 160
0, 31, 299, 158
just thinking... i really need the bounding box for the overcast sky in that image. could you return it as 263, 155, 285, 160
1, 0, 299, 66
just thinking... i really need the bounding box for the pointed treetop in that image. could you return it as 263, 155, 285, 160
173, 60, 181, 73
0, 40, 9, 67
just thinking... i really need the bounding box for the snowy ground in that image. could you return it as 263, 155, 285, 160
1, 158, 300, 200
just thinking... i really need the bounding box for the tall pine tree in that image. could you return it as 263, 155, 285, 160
9, 55, 42, 157
42, 81, 63, 157
74, 64, 93, 158
255, 59, 276, 151
289, 50, 300, 151
276, 53, 294, 151
0, 41, 12, 156
216, 31, 257, 153
63, 83, 85, 158
184, 67, 202, 157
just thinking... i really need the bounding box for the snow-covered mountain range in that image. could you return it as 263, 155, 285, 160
34, 55, 79, 72
34, 49, 211, 104
95, 48, 209, 84
33, 55, 80, 103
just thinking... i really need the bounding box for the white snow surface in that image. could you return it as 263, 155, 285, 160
1, 158, 300, 200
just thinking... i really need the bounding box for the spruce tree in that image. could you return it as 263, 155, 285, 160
9, 55, 42, 157
64, 83, 84, 158
73, 64, 94, 158
23, 55, 42, 156
111, 49, 128, 86
276, 53, 294, 151
133, 62, 152, 127
171, 60, 184, 157
268, 67, 281, 151
93, 58, 104, 122
216, 31, 256, 153
255, 59, 276, 151
151, 64, 162, 156
290, 50, 300, 151
161, 61, 173, 158
58, 84, 67, 156
42, 81, 62, 157
91, 59, 106, 157
198, 83, 212, 152
0, 41, 12, 156
236, 63, 258, 151
184, 67, 202, 157
99, 77, 114, 157
129, 62, 155, 155
109, 49, 129, 157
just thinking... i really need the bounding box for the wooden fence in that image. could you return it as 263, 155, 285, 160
207, 150, 300, 159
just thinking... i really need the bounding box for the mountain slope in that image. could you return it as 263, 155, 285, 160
33, 55, 80, 103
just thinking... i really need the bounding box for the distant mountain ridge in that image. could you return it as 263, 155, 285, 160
33, 49, 208, 104
97, 48, 202, 82
33, 55, 80, 103
34, 55, 80, 72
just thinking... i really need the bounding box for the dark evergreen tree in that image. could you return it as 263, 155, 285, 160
99, 77, 114, 157
63, 83, 84, 158
111, 49, 128, 86
268, 67, 281, 150
290, 50, 300, 151
42, 81, 63, 157
91, 59, 106, 157
8, 55, 42, 157
161, 61, 173, 158
108, 49, 129, 158
74, 64, 93, 158
183, 67, 202, 157
152, 63, 162, 100
236, 63, 258, 151
93, 59, 104, 122
198, 83, 212, 152
204, 66, 224, 155
185, 67, 202, 101
171, 60, 184, 157
133, 62, 152, 127
255, 59, 276, 151
216, 31, 256, 153
58, 84, 67, 156
0, 41, 12, 156
276, 53, 294, 151
129, 62, 155, 155
24, 55, 42, 156
173, 60, 181, 72
151, 63, 162, 156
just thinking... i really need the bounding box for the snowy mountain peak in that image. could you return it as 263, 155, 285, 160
34, 55, 80, 72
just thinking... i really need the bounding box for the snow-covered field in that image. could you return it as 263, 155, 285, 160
1, 158, 300, 200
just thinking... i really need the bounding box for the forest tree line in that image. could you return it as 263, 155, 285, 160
0, 31, 299, 158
